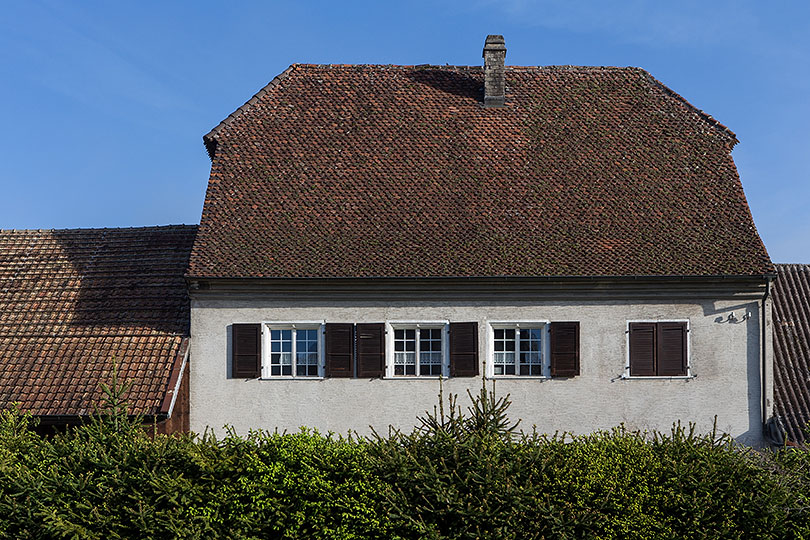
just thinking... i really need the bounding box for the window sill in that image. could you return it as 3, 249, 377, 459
620, 375, 695, 380
486, 375, 552, 380
259, 376, 325, 381
383, 376, 444, 380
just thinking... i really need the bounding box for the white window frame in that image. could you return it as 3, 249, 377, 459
261, 321, 325, 379
486, 321, 551, 379
623, 319, 693, 380
384, 321, 449, 378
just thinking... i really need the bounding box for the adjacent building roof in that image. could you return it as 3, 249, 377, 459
189, 63, 772, 279
773, 263, 810, 443
0, 226, 196, 417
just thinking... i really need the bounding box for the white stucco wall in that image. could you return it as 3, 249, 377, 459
189, 292, 768, 446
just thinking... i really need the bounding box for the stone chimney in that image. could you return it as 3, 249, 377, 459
482, 35, 506, 107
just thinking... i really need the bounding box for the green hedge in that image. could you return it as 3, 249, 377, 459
0, 384, 808, 539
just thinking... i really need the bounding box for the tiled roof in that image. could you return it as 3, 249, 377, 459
0, 226, 196, 417
773, 264, 810, 443
189, 64, 772, 279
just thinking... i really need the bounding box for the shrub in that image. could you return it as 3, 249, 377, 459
0, 377, 809, 538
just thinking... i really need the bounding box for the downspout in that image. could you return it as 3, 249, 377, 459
761, 276, 772, 426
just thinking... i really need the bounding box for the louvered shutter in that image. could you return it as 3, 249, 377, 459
550, 322, 580, 377
629, 323, 656, 376
449, 322, 478, 377
232, 324, 261, 378
325, 323, 354, 378
657, 322, 687, 376
356, 323, 385, 378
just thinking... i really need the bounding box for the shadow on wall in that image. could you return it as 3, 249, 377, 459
735, 301, 763, 446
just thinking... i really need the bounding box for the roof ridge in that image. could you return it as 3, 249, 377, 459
291, 63, 642, 71
200, 63, 650, 159
0, 224, 198, 234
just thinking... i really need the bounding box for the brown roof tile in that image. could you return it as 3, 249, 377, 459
0, 226, 196, 417
189, 64, 772, 279
773, 264, 810, 443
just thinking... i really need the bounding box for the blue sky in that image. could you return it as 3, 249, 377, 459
1, 1, 807, 262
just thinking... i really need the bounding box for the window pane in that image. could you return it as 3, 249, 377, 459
494, 328, 517, 375
268, 328, 301, 376
517, 327, 543, 376
295, 329, 319, 376
420, 363, 442, 376
419, 328, 443, 370
395, 329, 417, 375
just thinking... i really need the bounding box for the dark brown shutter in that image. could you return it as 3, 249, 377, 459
657, 322, 687, 376
629, 323, 656, 376
356, 323, 385, 378
449, 322, 478, 377
550, 322, 580, 377
325, 323, 354, 378
232, 324, 261, 378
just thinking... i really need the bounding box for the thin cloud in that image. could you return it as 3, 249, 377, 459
472, 0, 761, 47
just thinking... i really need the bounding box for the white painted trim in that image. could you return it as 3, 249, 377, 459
385, 322, 449, 378
261, 322, 325, 379
386, 320, 450, 325
624, 319, 692, 378
486, 321, 551, 378
166, 342, 190, 418
258, 377, 326, 381
620, 375, 696, 380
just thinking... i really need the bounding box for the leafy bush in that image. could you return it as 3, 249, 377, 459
0, 378, 809, 539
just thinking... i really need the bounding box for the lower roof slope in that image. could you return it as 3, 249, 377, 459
0, 226, 196, 417
189, 64, 772, 279
773, 264, 810, 444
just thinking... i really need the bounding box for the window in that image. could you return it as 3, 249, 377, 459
627, 321, 689, 377
490, 324, 548, 377
264, 324, 324, 378
387, 324, 447, 377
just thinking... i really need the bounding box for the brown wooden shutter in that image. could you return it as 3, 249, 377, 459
550, 321, 580, 377
629, 323, 656, 376
232, 323, 261, 378
356, 323, 385, 378
325, 323, 354, 378
449, 322, 478, 377
657, 322, 687, 376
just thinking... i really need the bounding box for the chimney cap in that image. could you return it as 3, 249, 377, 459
483, 34, 506, 55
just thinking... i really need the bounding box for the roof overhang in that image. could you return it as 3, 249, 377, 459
187, 274, 774, 301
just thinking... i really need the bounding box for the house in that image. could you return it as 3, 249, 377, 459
186, 35, 775, 445
0, 226, 196, 433
773, 263, 810, 444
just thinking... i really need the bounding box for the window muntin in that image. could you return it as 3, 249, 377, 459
390, 325, 447, 377
264, 324, 323, 378
491, 324, 548, 377
394, 328, 417, 375
519, 328, 543, 375
296, 329, 320, 376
